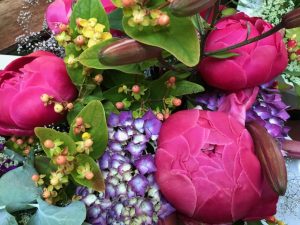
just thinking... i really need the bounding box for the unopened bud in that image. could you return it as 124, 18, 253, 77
132, 85, 140, 93
94, 74, 103, 84
170, 0, 218, 17
40, 94, 50, 103
75, 117, 84, 126
32, 174, 40, 182
74, 35, 85, 46
59, 23, 67, 32
66, 103, 74, 110
56, 155, 67, 165
172, 98, 182, 107
282, 8, 300, 29
115, 102, 125, 110
157, 14, 170, 26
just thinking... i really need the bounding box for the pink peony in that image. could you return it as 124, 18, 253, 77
198, 13, 288, 91
46, 0, 116, 33
0, 51, 77, 136
155, 88, 278, 224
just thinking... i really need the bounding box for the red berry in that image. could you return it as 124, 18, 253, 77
168, 76, 176, 84
44, 140, 55, 149
172, 98, 182, 107
132, 85, 140, 93
287, 40, 297, 48
115, 102, 125, 110
157, 14, 170, 26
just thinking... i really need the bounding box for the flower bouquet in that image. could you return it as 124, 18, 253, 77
1, 0, 300, 224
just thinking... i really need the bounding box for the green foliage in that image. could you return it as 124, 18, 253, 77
0, 164, 41, 212
34, 156, 57, 176
108, 8, 124, 31
78, 38, 144, 74
209, 51, 239, 59
0, 208, 18, 225
70, 0, 110, 36
28, 198, 86, 225
69, 100, 108, 160
71, 154, 105, 192
35, 128, 77, 157
170, 80, 204, 96
123, 13, 200, 67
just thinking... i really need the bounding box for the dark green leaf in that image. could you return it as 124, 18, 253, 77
103, 85, 131, 102
209, 51, 239, 59
102, 70, 146, 88
34, 156, 57, 176
69, 100, 108, 160
78, 38, 143, 74
108, 9, 124, 31
28, 198, 86, 225
71, 154, 105, 192
0, 164, 41, 212
35, 128, 77, 157
103, 101, 119, 117
123, 13, 200, 67
70, 0, 109, 35
0, 208, 18, 225
170, 80, 204, 96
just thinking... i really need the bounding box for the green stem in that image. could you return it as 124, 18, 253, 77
205, 23, 284, 56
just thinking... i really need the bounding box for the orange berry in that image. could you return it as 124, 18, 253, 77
85, 171, 94, 180
28, 137, 34, 144
75, 117, 84, 126
132, 85, 140, 93
157, 14, 170, 26
56, 155, 67, 165
121, 0, 135, 8
84, 139, 94, 148
31, 174, 40, 182
156, 113, 164, 121
44, 139, 55, 149
66, 103, 74, 110
163, 113, 170, 120
59, 23, 67, 32
74, 35, 85, 46
172, 98, 182, 107
16, 139, 23, 145
43, 190, 51, 199
115, 102, 125, 110
168, 76, 176, 83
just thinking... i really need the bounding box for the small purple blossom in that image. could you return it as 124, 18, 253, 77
77, 111, 175, 225
196, 82, 290, 142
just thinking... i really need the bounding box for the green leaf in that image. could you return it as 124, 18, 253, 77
0, 164, 41, 212
0, 209, 18, 225
78, 38, 143, 74
103, 101, 119, 117
102, 70, 146, 88
123, 14, 200, 67
35, 128, 77, 157
28, 198, 86, 225
70, 0, 110, 35
65, 44, 85, 88
209, 51, 239, 59
170, 80, 204, 96
103, 85, 131, 102
71, 154, 105, 192
108, 8, 124, 31
69, 100, 108, 160
34, 156, 57, 176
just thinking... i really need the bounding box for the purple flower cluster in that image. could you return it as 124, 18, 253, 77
0, 137, 19, 176
196, 82, 290, 142
76, 111, 174, 225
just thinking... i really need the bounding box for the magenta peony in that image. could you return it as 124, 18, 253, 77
0, 51, 77, 136
155, 89, 278, 224
198, 13, 288, 91
46, 0, 116, 34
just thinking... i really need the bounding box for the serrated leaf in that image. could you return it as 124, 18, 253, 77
71, 154, 105, 192
170, 80, 204, 96
78, 38, 143, 74
28, 198, 86, 225
0, 164, 41, 212
35, 128, 77, 157
123, 13, 200, 67
70, 0, 109, 36
209, 51, 239, 59
0, 209, 18, 225
69, 100, 108, 159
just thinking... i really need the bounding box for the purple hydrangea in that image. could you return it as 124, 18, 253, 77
76, 111, 175, 225
0, 137, 19, 176
196, 82, 290, 142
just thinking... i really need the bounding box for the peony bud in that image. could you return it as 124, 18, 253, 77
99, 38, 162, 66
169, 0, 218, 17
246, 121, 287, 196
281, 8, 300, 29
